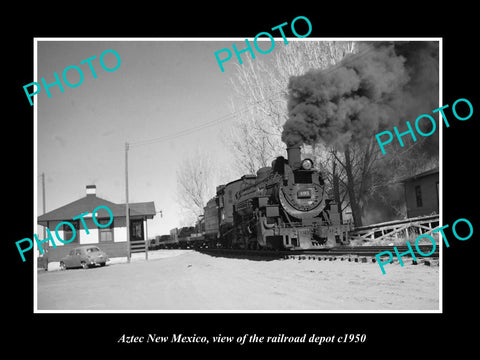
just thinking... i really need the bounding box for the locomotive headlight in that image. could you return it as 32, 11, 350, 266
301, 159, 314, 170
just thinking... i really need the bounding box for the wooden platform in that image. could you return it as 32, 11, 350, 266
349, 214, 440, 243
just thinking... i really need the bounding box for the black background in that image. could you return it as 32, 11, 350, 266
6, 4, 477, 355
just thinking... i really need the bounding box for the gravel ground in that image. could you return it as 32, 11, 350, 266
36, 250, 439, 311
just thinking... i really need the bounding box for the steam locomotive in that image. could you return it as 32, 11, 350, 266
189, 145, 351, 250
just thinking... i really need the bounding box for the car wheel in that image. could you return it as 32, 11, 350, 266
100, 262, 106, 267
81, 261, 89, 269
60, 262, 66, 271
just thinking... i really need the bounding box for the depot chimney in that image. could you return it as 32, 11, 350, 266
86, 185, 96, 196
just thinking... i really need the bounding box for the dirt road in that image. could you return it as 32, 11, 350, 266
36, 250, 439, 311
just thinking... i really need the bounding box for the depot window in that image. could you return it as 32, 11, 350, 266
63, 220, 79, 244
98, 218, 114, 242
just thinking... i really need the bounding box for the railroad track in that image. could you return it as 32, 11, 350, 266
196, 245, 439, 265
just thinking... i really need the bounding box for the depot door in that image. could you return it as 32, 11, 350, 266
130, 219, 144, 241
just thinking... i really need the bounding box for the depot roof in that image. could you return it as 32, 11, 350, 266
398, 167, 439, 183
37, 185, 156, 226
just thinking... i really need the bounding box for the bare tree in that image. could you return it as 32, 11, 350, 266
176, 151, 216, 224
329, 140, 381, 227
225, 41, 358, 176
328, 136, 439, 226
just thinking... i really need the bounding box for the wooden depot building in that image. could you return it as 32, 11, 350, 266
37, 185, 156, 261
401, 167, 439, 218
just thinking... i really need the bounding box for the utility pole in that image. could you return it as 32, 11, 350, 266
41, 172, 48, 270
144, 217, 148, 261
125, 142, 131, 263
41, 172, 46, 239
125, 142, 160, 262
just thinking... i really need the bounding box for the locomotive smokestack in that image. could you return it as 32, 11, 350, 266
286, 145, 301, 169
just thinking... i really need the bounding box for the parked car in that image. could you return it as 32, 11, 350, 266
60, 245, 109, 270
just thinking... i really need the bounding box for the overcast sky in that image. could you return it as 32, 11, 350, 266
36, 39, 271, 237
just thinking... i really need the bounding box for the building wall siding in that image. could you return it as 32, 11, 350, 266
38, 218, 148, 261
43, 241, 129, 262
114, 227, 127, 242
405, 173, 439, 218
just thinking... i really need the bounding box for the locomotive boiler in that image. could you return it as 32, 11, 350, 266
208, 146, 350, 250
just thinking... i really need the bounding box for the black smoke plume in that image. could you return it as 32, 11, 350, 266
282, 41, 439, 225
282, 41, 439, 153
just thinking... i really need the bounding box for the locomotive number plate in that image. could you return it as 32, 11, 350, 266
297, 190, 311, 198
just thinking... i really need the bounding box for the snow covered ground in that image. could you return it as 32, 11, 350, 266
43, 249, 189, 271
36, 250, 439, 312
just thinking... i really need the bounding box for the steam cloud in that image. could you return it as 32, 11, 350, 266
282, 41, 439, 152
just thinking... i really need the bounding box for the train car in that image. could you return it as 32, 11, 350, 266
160, 234, 176, 249
224, 146, 350, 250
148, 236, 160, 250
203, 197, 220, 247
148, 235, 172, 250
177, 226, 195, 249
214, 176, 254, 248
188, 215, 209, 248
170, 228, 179, 248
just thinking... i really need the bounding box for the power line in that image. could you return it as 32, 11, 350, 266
129, 96, 275, 148
130, 113, 235, 148
129, 41, 380, 148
